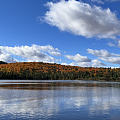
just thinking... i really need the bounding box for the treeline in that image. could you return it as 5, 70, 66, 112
0, 62, 120, 81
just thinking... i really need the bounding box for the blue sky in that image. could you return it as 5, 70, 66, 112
0, 0, 120, 67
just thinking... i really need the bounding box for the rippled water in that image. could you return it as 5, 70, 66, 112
0, 80, 120, 120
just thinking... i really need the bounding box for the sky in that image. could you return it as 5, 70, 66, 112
0, 0, 120, 67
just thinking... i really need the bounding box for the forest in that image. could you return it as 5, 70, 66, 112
0, 61, 119, 81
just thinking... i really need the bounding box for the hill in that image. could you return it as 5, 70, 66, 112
0, 61, 7, 64
0, 62, 119, 81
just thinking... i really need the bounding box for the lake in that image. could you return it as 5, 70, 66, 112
0, 80, 120, 120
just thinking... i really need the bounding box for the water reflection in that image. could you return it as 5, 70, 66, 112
0, 81, 119, 119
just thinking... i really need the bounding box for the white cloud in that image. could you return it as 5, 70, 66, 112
65, 53, 105, 67
87, 48, 120, 57
117, 40, 120, 47
91, 0, 104, 4
0, 53, 16, 63
91, 0, 120, 4
107, 40, 120, 48
69, 62, 76, 66
92, 59, 106, 67
87, 49, 111, 57
100, 57, 120, 64
0, 44, 61, 57
88, 48, 120, 65
108, 42, 116, 47
65, 53, 91, 67
65, 54, 91, 62
44, 0, 120, 39
77, 62, 91, 67
67, 62, 91, 67
105, 0, 120, 2
0, 45, 61, 63
61, 63, 68, 65
67, 60, 106, 67
61, 62, 91, 67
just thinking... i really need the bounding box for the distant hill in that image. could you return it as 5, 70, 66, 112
0, 61, 7, 64
0, 62, 119, 81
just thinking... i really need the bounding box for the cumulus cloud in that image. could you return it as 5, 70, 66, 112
0, 53, 16, 63
77, 62, 91, 67
65, 54, 91, 67
77, 59, 106, 67
107, 40, 120, 48
91, 0, 104, 4
65, 54, 91, 62
0, 45, 61, 63
61, 63, 68, 66
91, 0, 120, 4
44, 0, 120, 39
117, 40, 120, 47
88, 48, 120, 65
100, 57, 120, 64
108, 42, 116, 47
61, 62, 91, 67
105, 0, 120, 2
87, 48, 120, 57
0, 44, 61, 57
91, 59, 106, 67
66, 60, 106, 67
87, 49, 111, 57
66, 62, 90, 67
65, 53, 105, 67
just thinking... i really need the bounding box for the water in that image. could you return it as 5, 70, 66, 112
0, 80, 119, 120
